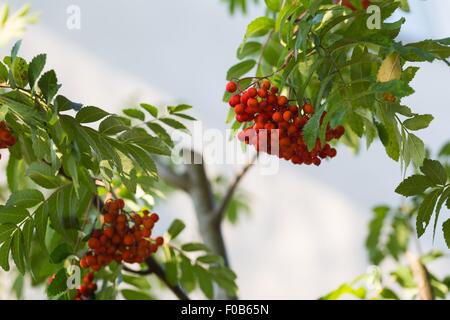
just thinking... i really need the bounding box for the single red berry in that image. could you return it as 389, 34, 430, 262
150, 213, 159, 222
261, 79, 271, 90
272, 112, 283, 123
226, 81, 237, 93
283, 111, 292, 121
303, 103, 314, 114
277, 96, 288, 107
155, 236, 164, 246
229, 95, 240, 107
247, 87, 257, 98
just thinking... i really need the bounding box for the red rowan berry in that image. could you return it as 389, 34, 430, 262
261, 79, 271, 90
277, 96, 288, 107
155, 237, 164, 246
272, 112, 283, 123
88, 238, 100, 250
229, 95, 240, 107
234, 104, 245, 115
123, 234, 135, 246
257, 88, 267, 98
226, 81, 237, 93
303, 103, 314, 114
103, 213, 114, 224
283, 111, 292, 121
150, 213, 159, 222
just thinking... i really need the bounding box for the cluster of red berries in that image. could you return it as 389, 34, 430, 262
0, 121, 16, 158
74, 272, 97, 300
225, 80, 345, 166
79, 199, 164, 271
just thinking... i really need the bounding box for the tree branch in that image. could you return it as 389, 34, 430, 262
406, 251, 434, 300
214, 154, 257, 223
124, 258, 191, 300
155, 158, 191, 191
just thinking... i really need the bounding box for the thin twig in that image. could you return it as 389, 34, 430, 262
214, 153, 258, 223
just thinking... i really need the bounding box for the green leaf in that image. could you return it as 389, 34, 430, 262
140, 103, 159, 118
0, 206, 28, 224
33, 202, 49, 251
372, 80, 414, 98
50, 244, 72, 264
122, 275, 151, 290
417, 189, 441, 237
226, 60, 256, 81
265, 0, 281, 11
407, 133, 425, 168
28, 54, 46, 88
197, 254, 223, 265
167, 104, 192, 114
75, 106, 109, 123
439, 142, 450, 157
237, 42, 262, 59
22, 219, 33, 261
180, 256, 196, 292
420, 159, 447, 186
434, 187, 450, 240
47, 268, 68, 297
403, 114, 434, 131
6, 189, 44, 208
11, 230, 25, 274
38, 70, 59, 103
366, 206, 389, 264
443, 219, 450, 249
55, 95, 82, 111
99, 116, 130, 135
123, 108, 145, 121
160, 117, 189, 133
245, 17, 274, 38
395, 174, 433, 197
11, 57, 29, 88
146, 122, 173, 147
167, 219, 185, 240
181, 243, 210, 252
26, 162, 60, 189
6, 157, 28, 192
0, 237, 11, 271
0, 61, 8, 83
303, 104, 326, 151
121, 289, 152, 300
195, 265, 214, 299
0, 224, 17, 244
165, 261, 178, 286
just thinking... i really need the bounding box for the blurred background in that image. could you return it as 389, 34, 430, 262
0, 0, 449, 299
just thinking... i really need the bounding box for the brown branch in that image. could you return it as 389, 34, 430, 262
214, 154, 257, 223
123, 260, 190, 300
406, 251, 434, 300
155, 158, 191, 191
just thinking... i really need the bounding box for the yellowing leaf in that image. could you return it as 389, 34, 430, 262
377, 53, 402, 83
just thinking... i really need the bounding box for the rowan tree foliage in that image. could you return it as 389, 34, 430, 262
0, 0, 449, 300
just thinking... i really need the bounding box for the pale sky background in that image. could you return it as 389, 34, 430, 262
0, 0, 449, 299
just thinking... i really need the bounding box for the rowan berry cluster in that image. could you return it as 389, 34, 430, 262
79, 199, 164, 271
226, 79, 345, 166
0, 121, 16, 158
74, 272, 97, 300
